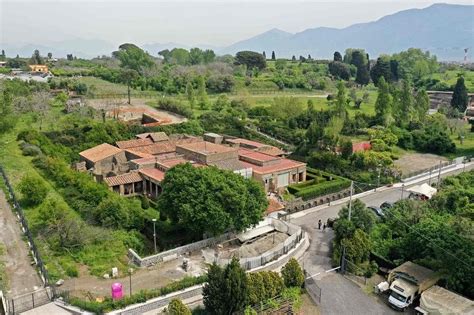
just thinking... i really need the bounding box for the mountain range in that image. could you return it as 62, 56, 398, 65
1, 3, 472, 61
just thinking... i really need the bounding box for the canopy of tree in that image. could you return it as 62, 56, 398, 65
158, 163, 268, 236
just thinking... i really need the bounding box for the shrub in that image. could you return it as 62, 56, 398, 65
20, 143, 43, 156
166, 298, 191, 315
293, 178, 351, 200
157, 98, 193, 118
18, 174, 48, 206
281, 258, 304, 288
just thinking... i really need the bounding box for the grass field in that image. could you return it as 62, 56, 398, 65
427, 70, 474, 92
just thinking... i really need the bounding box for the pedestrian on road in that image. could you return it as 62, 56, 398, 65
323, 223, 326, 231
318, 219, 322, 229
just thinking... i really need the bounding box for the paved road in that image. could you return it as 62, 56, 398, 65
0, 190, 42, 297
291, 163, 473, 315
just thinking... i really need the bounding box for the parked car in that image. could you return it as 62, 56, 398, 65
368, 206, 384, 217
380, 201, 394, 211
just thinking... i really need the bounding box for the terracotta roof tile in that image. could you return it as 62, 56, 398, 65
177, 141, 236, 155
241, 158, 305, 175
266, 198, 285, 214
139, 168, 166, 182
79, 143, 123, 163
104, 172, 143, 187
116, 138, 153, 149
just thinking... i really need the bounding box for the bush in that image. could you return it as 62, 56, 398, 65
290, 178, 351, 200
166, 298, 191, 315
281, 258, 304, 288
20, 143, 43, 156
18, 174, 48, 206
157, 98, 193, 118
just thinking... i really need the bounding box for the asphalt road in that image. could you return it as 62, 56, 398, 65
291, 163, 473, 315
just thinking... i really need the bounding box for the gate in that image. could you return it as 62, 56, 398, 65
304, 270, 322, 304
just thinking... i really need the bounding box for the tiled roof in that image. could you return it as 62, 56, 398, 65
125, 149, 154, 159
129, 141, 177, 155
208, 159, 245, 171
177, 141, 236, 155
139, 168, 166, 182
136, 132, 169, 142
104, 172, 143, 187
79, 143, 123, 163
258, 146, 285, 157
241, 158, 305, 175
266, 198, 285, 214
226, 138, 267, 148
238, 149, 280, 163
116, 138, 153, 149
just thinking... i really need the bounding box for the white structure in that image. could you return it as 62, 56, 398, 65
407, 183, 437, 200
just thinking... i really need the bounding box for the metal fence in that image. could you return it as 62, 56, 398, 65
401, 160, 456, 180
216, 219, 304, 270
304, 270, 322, 304
0, 165, 55, 314
4, 287, 53, 315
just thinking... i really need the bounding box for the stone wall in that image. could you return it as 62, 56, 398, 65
428, 91, 474, 111
284, 188, 352, 214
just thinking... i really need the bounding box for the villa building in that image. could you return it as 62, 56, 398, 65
79, 132, 306, 198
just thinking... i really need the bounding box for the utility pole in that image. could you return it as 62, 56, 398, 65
436, 160, 442, 189
341, 181, 354, 273
428, 168, 432, 185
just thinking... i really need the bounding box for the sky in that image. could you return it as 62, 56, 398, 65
1, 0, 472, 47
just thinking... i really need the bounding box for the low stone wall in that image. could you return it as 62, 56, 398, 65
284, 188, 351, 214
129, 232, 235, 267
216, 219, 304, 270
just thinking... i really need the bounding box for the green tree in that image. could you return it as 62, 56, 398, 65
114, 43, 154, 73
186, 82, 195, 109
202, 49, 216, 63
271, 51, 276, 60
341, 229, 371, 266
370, 56, 392, 85
451, 76, 468, 113
120, 68, 139, 105
0, 49, 5, 61
333, 51, 342, 62
203, 258, 248, 315
338, 199, 376, 234
374, 77, 393, 126
158, 164, 267, 236
18, 174, 48, 206
213, 94, 230, 111
0, 89, 17, 133
189, 47, 204, 65
328, 61, 351, 80
94, 195, 136, 229
166, 299, 191, 315
414, 89, 430, 122
281, 258, 304, 288
395, 80, 415, 127
334, 81, 347, 117
30, 49, 44, 64
197, 76, 209, 109
235, 51, 266, 70
350, 50, 370, 85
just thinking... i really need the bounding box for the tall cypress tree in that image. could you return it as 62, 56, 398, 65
271, 51, 276, 60
262, 51, 266, 59
374, 77, 393, 126
451, 76, 468, 113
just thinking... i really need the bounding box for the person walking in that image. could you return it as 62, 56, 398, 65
323, 223, 327, 231
318, 219, 322, 230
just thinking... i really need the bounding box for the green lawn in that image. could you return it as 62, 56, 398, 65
447, 124, 474, 159
427, 70, 474, 92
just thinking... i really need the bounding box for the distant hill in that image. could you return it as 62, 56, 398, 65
219, 4, 474, 60
1, 39, 115, 59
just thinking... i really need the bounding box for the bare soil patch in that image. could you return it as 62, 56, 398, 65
0, 190, 42, 297
395, 153, 448, 175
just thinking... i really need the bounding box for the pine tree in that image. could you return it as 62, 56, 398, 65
262, 51, 266, 59
292, 55, 296, 61
397, 80, 415, 127
197, 76, 209, 109
271, 51, 276, 60
414, 89, 430, 122
374, 77, 393, 126
186, 81, 195, 109
451, 76, 468, 113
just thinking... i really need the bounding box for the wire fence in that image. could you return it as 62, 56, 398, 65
304, 270, 322, 304
0, 165, 55, 314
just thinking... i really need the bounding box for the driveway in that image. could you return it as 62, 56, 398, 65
291, 164, 473, 315
0, 190, 42, 297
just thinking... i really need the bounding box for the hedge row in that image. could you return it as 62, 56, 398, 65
295, 179, 350, 200
156, 98, 193, 118
68, 275, 207, 314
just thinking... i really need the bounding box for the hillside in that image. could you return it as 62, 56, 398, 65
220, 3, 474, 60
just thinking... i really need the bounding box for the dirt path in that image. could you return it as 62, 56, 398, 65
0, 190, 42, 297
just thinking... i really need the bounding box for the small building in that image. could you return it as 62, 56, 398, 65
238, 149, 306, 193
29, 64, 49, 73
0, 61, 7, 68
226, 137, 285, 157
104, 172, 144, 196
79, 143, 129, 180
136, 132, 169, 143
